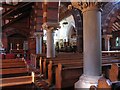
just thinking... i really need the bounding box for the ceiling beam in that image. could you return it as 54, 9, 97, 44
117, 15, 120, 20
112, 25, 118, 31
115, 22, 120, 27
2, 3, 15, 8
59, 9, 71, 21
2, 11, 30, 30
113, 23, 120, 30
2, 2, 32, 19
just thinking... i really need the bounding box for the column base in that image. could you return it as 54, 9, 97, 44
47, 53, 55, 58
75, 74, 102, 90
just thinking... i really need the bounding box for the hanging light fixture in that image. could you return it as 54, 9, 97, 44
62, 21, 68, 25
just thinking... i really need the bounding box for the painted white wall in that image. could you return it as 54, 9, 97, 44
43, 15, 75, 45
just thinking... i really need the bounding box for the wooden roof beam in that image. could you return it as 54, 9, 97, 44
2, 2, 31, 19
113, 23, 119, 30
2, 11, 30, 30
2, 3, 15, 8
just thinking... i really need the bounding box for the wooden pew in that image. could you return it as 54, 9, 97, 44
30, 54, 37, 68
47, 60, 83, 85
0, 72, 35, 87
1, 59, 29, 75
55, 60, 120, 89
90, 77, 112, 90
90, 76, 120, 90
38, 53, 120, 84
0, 75, 33, 87
30, 53, 45, 70
55, 63, 83, 89
102, 51, 120, 57
36, 56, 83, 86
108, 63, 120, 82
41, 55, 120, 80
46, 57, 120, 79
40, 53, 120, 77
2, 58, 23, 63
41, 53, 120, 89
1, 68, 29, 77
38, 55, 82, 76
43, 57, 83, 79
1, 59, 26, 69
0, 59, 35, 87
36, 53, 46, 59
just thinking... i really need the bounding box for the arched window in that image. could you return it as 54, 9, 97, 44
116, 37, 120, 46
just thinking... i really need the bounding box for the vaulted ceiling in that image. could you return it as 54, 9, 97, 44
1, 2, 33, 37
102, 2, 120, 34
1, 2, 120, 37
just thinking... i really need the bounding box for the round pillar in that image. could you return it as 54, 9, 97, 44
46, 29, 55, 58
42, 22, 60, 58
72, 2, 102, 89
103, 35, 112, 51
34, 32, 43, 54
83, 6, 101, 76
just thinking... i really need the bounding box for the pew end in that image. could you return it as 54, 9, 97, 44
108, 63, 120, 82
89, 77, 112, 90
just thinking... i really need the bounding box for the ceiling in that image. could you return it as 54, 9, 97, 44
102, 2, 120, 34
1, 2, 120, 37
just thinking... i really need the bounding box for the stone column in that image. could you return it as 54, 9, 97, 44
46, 28, 55, 58
42, 22, 60, 58
72, 2, 102, 88
34, 32, 43, 54
103, 35, 112, 51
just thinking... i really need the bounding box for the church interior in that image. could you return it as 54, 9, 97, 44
0, 0, 120, 90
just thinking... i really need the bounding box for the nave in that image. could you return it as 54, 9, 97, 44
1, 1, 120, 90
1, 52, 120, 89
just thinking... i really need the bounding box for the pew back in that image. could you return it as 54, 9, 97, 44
0, 59, 34, 87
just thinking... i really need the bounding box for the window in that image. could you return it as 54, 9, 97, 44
116, 37, 120, 46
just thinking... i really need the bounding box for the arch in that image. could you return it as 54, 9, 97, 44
67, 24, 76, 40
5, 28, 28, 38
102, 2, 120, 34
107, 9, 120, 33
71, 8, 83, 52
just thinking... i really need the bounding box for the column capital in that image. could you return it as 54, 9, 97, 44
102, 34, 112, 39
34, 31, 43, 37
71, 1, 102, 13
42, 22, 60, 31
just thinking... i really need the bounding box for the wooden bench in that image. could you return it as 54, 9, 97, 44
30, 53, 46, 70
0, 74, 34, 87
1, 59, 27, 69
39, 53, 120, 89
90, 77, 112, 90
108, 63, 120, 82
43, 57, 83, 78
55, 63, 83, 89
47, 60, 83, 85
41, 55, 119, 77
46, 57, 120, 81
90, 63, 120, 90
37, 54, 82, 74
30, 54, 37, 68
39, 53, 120, 77
102, 51, 120, 58
90, 76, 120, 90
0, 59, 35, 87
34, 53, 120, 85
55, 60, 120, 89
